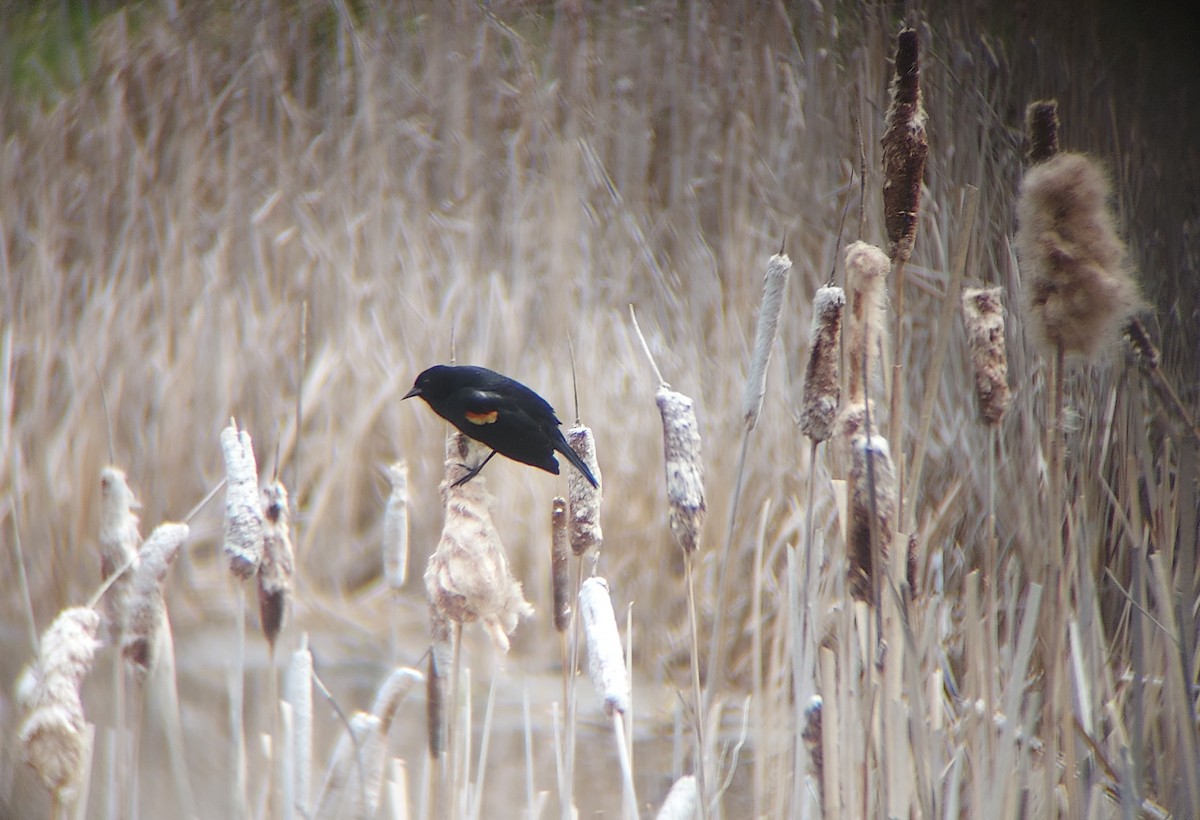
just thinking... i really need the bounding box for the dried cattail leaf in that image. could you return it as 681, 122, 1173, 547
802, 696, 824, 811
122, 522, 188, 680
566, 426, 603, 556
847, 435, 896, 603
314, 711, 385, 820
258, 481, 294, 647
800, 286, 846, 442
1016, 152, 1140, 359
424, 434, 533, 653
98, 467, 141, 642
286, 640, 314, 814
656, 387, 706, 553
1025, 100, 1060, 164
961, 287, 1012, 426
221, 424, 263, 579
656, 774, 698, 820
19, 607, 102, 798
743, 253, 792, 430
382, 461, 410, 589
578, 576, 630, 716
844, 242, 890, 404
551, 497, 571, 633
882, 27, 928, 263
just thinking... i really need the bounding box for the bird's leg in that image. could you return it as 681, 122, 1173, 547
452, 449, 498, 487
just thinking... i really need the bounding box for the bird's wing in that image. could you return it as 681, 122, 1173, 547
459, 388, 510, 426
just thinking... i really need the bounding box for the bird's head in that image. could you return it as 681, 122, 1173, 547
404, 365, 453, 402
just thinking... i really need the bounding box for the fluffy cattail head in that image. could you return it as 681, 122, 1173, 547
578, 576, 630, 716
314, 711, 386, 820
882, 27, 928, 263
567, 426, 603, 556
1025, 100, 1060, 164
551, 497, 571, 633
19, 607, 102, 798
847, 435, 896, 603
258, 481, 294, 647
122, 522, 188, 680
382, 461, 409, 589
424, 431, 533, 652
1016, 152, 1140, 359
961, 287, 1012, 426
221, 423, 263, 579
743, 253, 792, 430
844, 242, 890, 404
800, 286, 846, 442
656, 774, 699, 820
656, 387, 706, 553
98, 466, 141, 642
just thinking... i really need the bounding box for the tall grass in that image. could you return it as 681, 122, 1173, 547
2, 1, 1197, 817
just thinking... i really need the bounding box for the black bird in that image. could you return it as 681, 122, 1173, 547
404, 364, 599, 488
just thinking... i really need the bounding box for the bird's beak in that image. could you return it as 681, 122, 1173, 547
403, 386, 421, 400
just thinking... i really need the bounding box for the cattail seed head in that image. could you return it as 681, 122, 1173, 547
122, 522, 188, 680
314, 711, 385, 820
882, 27, 928, 263
551, 497, 571, 633
1025, 100, 1060, 164
800, 285, 846, 442
382, 461, 409, 589
369, 666, 423, 730
656, 774, 699, 820
258, 481, 294, 647
656, 387, 706, 553
1016, 152, 1140, 359
424, 432, 533, 653
221, 423, 263, 579
286, 641, 314, 813
1123, 316, 1159, 371
961, 287, 1012, 426
19, 607, 102, 798
743, 253, 792, 430
579, 576, 630, 716
98, 467, 141, 642
848, 435, 896, 603
567, 426, 603, 556
844, 242, 890, 404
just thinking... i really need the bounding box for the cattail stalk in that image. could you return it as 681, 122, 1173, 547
383, 460, 409, 589
258, 481, 294, 648
122, 522, 188, 680
221, 423, 263, 579
19, 607, 102, 799
566, 427, 603, 557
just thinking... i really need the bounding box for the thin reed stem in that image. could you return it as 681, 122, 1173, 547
684, 554, 709, 820
706, 428, 751, 697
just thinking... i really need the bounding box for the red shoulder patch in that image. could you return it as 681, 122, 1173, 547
465, 409, 499, 425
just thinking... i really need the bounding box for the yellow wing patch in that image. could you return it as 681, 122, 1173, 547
465, 409, 499, 425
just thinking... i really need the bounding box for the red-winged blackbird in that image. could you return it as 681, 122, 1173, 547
404, 365, 599, 488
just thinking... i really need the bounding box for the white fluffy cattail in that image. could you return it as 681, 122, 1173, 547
19, 607, 102, 798
742, 253, 792, 430
579, 576, 630, 716
961, 287, 1012, 426
314, 712, 386, 820
800, 286, 846, 442
98, 467, 141, 642
424, 432, 533, 653
656, 774, 699, 820
258, 481, 294, 647
221, 423, 263, 579
286, 640, 315, 816
382, 461, 409, 589
844, 242, 890, 404
567, 426, 603, 556
656, 388, 706, 553
122, 522, 188, 680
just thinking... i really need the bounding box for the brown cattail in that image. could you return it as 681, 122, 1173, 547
382, 460, 409, 589
847, 435, 896, 602
961, 287, 1012, 425
802, 695, 824, 811
1025, 100, 1060, 164
551, 497, 571, 632
122, 522, 188, 680
314, 711, 386, 820
566, 426, 603, 556
743, 253, 792, 430
221, 423, 263, 579
98, 467, 141, 642
882, 27, 928, 263
1016, 152, 1140, 359
656, 774, 699, 820
258, 481, 294, 647
424, 432, 533, 653
844, 242, 890, 404
800, 285, 846, 442
578, 576, 630, 716
19, 607, 102, 798
656, 387, 706, 553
